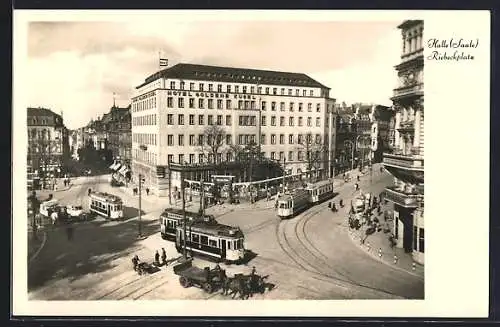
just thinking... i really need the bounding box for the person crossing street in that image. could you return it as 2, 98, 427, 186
161, 248, 167, 266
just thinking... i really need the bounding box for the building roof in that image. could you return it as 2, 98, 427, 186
27, 107, 64, 126
137, 63, 329, 90
397, 20, 424, 29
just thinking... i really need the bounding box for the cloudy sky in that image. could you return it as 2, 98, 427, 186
26, 19, 401, 129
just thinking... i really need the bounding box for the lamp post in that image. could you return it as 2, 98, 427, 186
138, 173, 143, 238
282, 157, 286, 193
181, 169, 187, 259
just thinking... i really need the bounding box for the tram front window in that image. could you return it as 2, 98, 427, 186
279, 202, 286, 209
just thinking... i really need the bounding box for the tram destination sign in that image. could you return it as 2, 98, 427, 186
211, 175, 235, 183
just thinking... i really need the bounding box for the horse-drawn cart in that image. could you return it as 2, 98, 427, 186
173, 259, 225, 294
136, 262, 156, 275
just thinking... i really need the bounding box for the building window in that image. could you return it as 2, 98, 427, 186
199, 153, 204, 163
271, 116, 276, 126
208, 115, 214, 125
189, 98, 195, 108
190, 82, 195, 91
279, 134, 284, 144
178, 114, 184, 125
316, 117, 321, 127
273, 88, 277, 95
261, 134, 266, 145
215, 84, 221, 92
295, 89, 300, 96
198, 98, 204, 109
281, 88, 285, 95
265, 87, 269, 94
168, 154, 173, 163
189, 134, 195, 146
289, 117, 294, 126
189, 154, 195, 163
235, 86, 239, 93
167, 97, 173, 108
271, 102, 276, 111
307, 117, 312, 126
199, 83, 204, 91
271, 134, 276, 144
251, 101, 256, 109
298, 134, 303, 144
280, 102, 285, 111
289, 134, 294, 144
310, 90, 314, 96
238, 100, 243, 109
316, 104, 321, 112
298, 151, 304, 161
244, 101, 250, 109
271, 151, 276, 160
167, 135, 174, 146
217, 99, 223, 109
226, 115, 231, 126
238, 135, 244, 145
226, 135, 232, 145
250, 116, 256, 126
189, 114, 195, 125
208, 99, 214, 109
262, 101, 266, 111
288, 151, 293, 161
226, 100, 232, 109
170, 81, 175, 89
243, 86, 247, 93
227, 85, 231, 93
261, 116, 266, 126
413, 226, 418, 251
419, 228, 425, 253
308, 103, 312, 112
250, 86, 255, 93
315, 134, 321, 144
298, 117, 303, 126
258, 87, 262, 94
198, 115, 204, 125
208, 84, 213, 92
167, 114, 174, 125
198, 134, 204, 146
289, 103, 294, 112
280, 116, 285, 126
217, 115, 223, 125
180, 81, 185, 90
279, 151, 284, 160
178, 154, 184, 163
178, 134, 184, 146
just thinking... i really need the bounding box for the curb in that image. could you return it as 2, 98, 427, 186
347, 229, 424, 280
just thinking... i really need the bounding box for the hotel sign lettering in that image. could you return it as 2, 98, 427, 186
167, 90, 257, 100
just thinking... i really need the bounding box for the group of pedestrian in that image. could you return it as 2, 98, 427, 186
63, 178, 71, 187
154, 248, 168, 267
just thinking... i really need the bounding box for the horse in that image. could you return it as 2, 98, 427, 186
222, 275, 251, 299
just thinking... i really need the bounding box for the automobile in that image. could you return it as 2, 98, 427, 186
66, 205, 84, 218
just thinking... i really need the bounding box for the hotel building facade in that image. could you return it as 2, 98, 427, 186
131, 63, 336, 196
382, 20, 425, 265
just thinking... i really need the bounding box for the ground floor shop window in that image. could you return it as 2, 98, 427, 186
419, 228, 424, 253
413, 226, 418, 251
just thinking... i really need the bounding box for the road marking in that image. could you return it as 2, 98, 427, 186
28, 230, 47, 264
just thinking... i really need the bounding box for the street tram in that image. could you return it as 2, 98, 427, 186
89, 191, 123, 220
160, 208, 216, 241
175, 220, 245, 264
276, 188, 311, 219
305, 180, 335, 204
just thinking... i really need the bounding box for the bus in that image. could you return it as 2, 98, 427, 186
160, 207, 216, 241
175, 219, 245, 264
89, 191, 123, 220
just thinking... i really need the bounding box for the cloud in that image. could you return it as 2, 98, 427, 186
26, 20, 402, 129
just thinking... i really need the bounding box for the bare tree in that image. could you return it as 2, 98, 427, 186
297, 132, 328, 182
198, 125, 226, 164
28, 129, 58, 188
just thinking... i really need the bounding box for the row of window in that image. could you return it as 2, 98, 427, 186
133, 114, 157, 127
133, 148, 158, 166
169, 81, 316, 97
163, 133, 322, 147
133, 133, 157, 146
166, 113, 322, 127
166, 97, 322, 113
132, 96, 157, 113
164, 149, 317, 165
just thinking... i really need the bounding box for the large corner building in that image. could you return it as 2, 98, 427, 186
383, 20, 424, 265
131, 63, 336, 196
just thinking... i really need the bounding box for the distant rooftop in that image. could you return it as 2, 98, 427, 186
136, 63, 329, 90
398, 20, 424, 29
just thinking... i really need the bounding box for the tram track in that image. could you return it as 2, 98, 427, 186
274, 202, 405, 299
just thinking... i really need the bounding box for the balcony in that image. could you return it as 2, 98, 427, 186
397, 119, 415, 132
384, 185, 423, 208
391, 83, 424, 100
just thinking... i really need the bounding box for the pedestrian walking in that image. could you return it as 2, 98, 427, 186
354, 183, 359, 191
146, 188, 150, 196
88, 188, 92, 196
339, 199, 344, 208
51, 210, 58, 225
154, 250, 160, 266
161, 248, 167, 266
357, 175, 360, 182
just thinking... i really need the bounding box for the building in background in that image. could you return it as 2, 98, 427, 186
382, 20, 424, 265
368, 104, 393, 163
353, 104, 373, 169
101, 104, 132, 165
131, 63, 336, 196
27, 107, 69, 189
334, 103, 357, 174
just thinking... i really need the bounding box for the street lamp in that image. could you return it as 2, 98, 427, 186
137, 173, 144, 238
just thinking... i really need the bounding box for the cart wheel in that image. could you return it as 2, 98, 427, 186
179, 277, 191, 288
203, 282, 213, 294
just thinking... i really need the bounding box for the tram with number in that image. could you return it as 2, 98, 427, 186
160, 208, 216, 241
305, 180, 335, 204
175, 219, 245, 264
89, 191, 123, 220
276, 188, 311, 219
